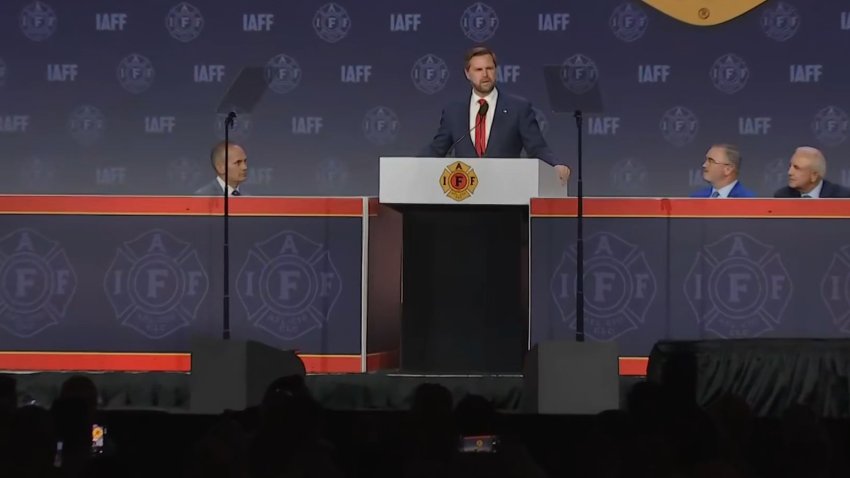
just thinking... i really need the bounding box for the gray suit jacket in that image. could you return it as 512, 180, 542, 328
194, 179, 246, 196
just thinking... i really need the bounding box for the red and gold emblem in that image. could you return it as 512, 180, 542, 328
439, 161, 478, 202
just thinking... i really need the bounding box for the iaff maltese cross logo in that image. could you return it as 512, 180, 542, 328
550, 232, 656, 341
0, 229, 76, 337
820, 246, 850, 333
440, 161, 478, 202
684, 233, 791, 338
104, 230, 209, 339
237, 231, 342, 340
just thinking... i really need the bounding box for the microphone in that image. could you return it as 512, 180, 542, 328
225, 111, 237, 128
447, 101, 489, 156
477, 99, 489, 117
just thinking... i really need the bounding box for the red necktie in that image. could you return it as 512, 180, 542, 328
475, 98, 487, 157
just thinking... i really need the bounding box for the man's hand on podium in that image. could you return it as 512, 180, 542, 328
554, 165, 571, 186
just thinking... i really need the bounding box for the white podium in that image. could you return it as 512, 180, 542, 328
379, 157, 568, 205
375, 156, 564, 372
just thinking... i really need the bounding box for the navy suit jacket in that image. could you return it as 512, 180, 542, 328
420, 91, 564, 167
690, 182, 756, 198
773, 179, 850, 198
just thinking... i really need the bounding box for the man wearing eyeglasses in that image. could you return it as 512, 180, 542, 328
773, 146, 850, 198
690, 144, 755, 198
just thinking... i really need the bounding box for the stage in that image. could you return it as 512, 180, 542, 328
4, 196, 850, 418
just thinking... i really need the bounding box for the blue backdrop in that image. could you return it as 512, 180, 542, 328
1, 0, 848, 197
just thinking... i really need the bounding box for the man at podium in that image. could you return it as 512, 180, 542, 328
401, 48, 558, 374
421, 46, 571, 186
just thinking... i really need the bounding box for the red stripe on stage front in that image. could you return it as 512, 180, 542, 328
0, 352, 647, 375
0, 195, 366, 217
531, 198, 850, 218
619, 357, 648, 376
298, 355, 362, 373
0, 352, 192, 372
5, 195, 843, 219
0, 352, 362, 373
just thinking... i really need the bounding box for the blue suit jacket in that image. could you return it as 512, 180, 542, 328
420, 91, 564, 167
690, 182, 755, 198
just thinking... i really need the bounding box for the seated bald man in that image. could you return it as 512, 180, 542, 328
195, 141, 248, 196
773, 146, 850, 198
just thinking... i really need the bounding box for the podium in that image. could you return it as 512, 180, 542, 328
379, 157, 567, 373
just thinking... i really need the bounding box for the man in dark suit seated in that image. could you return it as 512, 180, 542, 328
194, 141, 248, 196
420, 46, 571, 186
773, 146, 850, 198
690, 143, 755, 198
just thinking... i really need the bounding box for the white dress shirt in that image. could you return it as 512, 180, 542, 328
216, 176, 241, 196
469, 87, 498, 150
800, 180, 823, 198
711, 180, 738, 198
